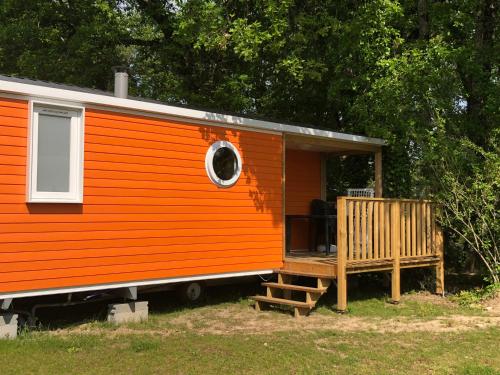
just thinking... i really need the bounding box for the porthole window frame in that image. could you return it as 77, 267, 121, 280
205, 141, 242, 188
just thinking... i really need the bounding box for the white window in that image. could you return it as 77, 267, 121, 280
27, 103, 84, 203
205, 141, 242, 188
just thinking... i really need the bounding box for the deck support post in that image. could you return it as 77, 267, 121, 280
374, 149, 383, 198
390, 202, 401, 303
435, 225, 445, 296
336, 197, 348, 312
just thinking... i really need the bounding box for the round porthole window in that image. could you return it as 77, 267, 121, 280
205, 141, 242, 187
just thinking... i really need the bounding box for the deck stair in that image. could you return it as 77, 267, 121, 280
251, 271, 332, 317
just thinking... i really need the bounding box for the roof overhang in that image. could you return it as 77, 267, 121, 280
0, 76, 386, 149
285, 132, 383, 154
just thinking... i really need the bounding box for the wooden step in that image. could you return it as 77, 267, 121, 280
262, 282, 328, 294
251, 295, 314, 309
277, 269, 335, 279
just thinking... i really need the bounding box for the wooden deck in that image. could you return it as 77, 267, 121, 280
282, 251, 338, 278
283, 250, 441, 277
254, 197, 445, 316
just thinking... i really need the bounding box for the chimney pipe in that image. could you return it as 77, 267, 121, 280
113, 67, 128, 98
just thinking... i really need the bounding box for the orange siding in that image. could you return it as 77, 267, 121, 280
0, 98, 283, 295
285, 149, 322, 249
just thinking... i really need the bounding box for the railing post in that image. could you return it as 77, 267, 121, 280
336, 197, 348, 312
435, 224, 445, 296
390, 201, 401, 303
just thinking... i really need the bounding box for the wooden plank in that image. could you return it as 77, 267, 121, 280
416, 202, 421, 256
400, 203, 406, 257
348, 201, 354, 261
344, 197, 434, 203
361, 201, 367, 260
426, 203, 432, 255
384, 202, 391, 258
431, 205, 436, 255
435, 224, 445, 296
411, 203, 417, 257
421, 203, 427, 256
336, 197, 348, 312
251, 295, 313, 309
262, 282, 328, 293
367, 201, 373, 260
379, 202, 385, 258
405, 203, 411, 257
391, 202, 401, 303
374, 202, 379, 259
355, 201, 361, 260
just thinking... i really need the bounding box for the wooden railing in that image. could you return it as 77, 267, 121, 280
336, 196, 444, 312
336, 197, 441, 263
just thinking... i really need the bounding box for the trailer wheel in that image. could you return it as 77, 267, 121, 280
177, 281, 205, 303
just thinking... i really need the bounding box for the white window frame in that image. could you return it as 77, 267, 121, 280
205, 141, 242, 188
27, 101, 84, 203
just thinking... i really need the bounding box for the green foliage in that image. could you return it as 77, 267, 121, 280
451, 283, 500, 308
426, 132, 499, 283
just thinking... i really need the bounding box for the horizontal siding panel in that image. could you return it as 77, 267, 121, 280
0, 241, 282, 262
0, 204, 283, 215
0, 227, 282, 243
0, 254, 282, 283
84, 134, 279, 157
0, 172, 281, 187
0, 155, 27, 167
1, 220, 280, 234
0, 125, 27, 138
0, 98, 27, 109
0, 134, 25, 146
0, 194, 282, 207
0, 213, 278, 224
0, 117, 28, 128
0, 147, 282, 167
0, 176, 282, 193
3, 248, 282, 273
87, 110, 279, 141
0, 106, 28, 119
0, 261, 283, 294
85, 120, 279, 148
0, 234, 282, 253
0, 145, 26, 157
0, 185, 281, 201
83, 160, 281, 175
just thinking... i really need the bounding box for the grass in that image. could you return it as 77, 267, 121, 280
1, 283, 499, 375
1, 326, 498, 374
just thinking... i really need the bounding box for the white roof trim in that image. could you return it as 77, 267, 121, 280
0, 78, 386, 146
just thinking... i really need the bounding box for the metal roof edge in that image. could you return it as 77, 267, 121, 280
0, 75, 386, 146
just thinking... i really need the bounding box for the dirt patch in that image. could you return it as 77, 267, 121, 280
49, 323, 179, 338
483, 292, 500, 316
401, 291, 456, 307
166, 304, 500, 336
47, 295, 500, 338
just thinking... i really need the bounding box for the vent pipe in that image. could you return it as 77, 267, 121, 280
113, 66, 128, 98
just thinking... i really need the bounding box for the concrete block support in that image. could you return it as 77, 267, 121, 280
107, 301, 148, 324
0, 313, 18, 339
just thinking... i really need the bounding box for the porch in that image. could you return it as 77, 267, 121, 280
254, 197, 444, 316
253, 132, 444, 315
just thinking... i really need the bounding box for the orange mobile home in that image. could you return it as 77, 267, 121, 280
0, 74, 443, 318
